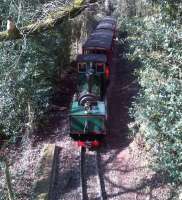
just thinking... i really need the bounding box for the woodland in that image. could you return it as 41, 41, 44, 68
0, 0, 181, 199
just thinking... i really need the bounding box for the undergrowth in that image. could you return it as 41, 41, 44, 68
117, 12, 182, 184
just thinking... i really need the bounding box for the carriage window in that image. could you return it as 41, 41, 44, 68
92, 63, 97, 73
96, 63, 105, 73
78, 63, 87, 73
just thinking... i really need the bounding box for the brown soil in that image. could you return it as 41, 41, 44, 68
0, 68, 77, 200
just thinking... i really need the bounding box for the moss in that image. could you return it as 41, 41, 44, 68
0, 31, 10, 40
74, 0, 85, 7
0, 0, 93, 41
33, 144, 56, 200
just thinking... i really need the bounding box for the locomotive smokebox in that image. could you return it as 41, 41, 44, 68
69, 100, 106, 147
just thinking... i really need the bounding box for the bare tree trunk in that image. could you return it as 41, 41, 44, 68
4, 159, 14, 200
126, 0, 136, 17
104, 0, 113, 16
27, 100, 34, 135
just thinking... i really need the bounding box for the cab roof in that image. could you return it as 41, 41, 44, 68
77, 54, 107, 63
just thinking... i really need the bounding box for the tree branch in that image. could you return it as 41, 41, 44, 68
0, 0, 98, 42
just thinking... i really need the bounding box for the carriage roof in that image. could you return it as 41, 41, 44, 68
102, 16, 117, 23
77, 54, 107, 63
90, 29, 114, 38
83, 30, 114, 50
100, 17, 117, 26
96, 22, 115, 31
83, 37, 113, 50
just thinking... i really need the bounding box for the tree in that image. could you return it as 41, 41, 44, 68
116, 0, 182, 183
0, 0, 98, 41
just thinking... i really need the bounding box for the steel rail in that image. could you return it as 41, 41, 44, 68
80, 147, 88, 200
96, 150, 107, 200
80, 147, 107, 200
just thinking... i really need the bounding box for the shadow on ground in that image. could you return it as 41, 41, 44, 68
32, 68, 77, 144
100, 35, 175, 200
104, 35, 139, 151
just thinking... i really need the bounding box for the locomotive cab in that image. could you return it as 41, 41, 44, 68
77, 54, 107, 75
78, 62, 105, 74
76, 54, 109, 100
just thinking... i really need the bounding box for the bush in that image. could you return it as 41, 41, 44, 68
0, 0, 72, 141
117, 13, 182, 183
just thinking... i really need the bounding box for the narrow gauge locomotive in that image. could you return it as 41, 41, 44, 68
69, 16, 116, 148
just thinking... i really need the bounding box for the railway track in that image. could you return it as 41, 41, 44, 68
80, 147, 107, 200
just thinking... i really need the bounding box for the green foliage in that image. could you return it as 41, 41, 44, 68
0, 0, 41, 29
117, 6, 182, 183
150, 0, 182, 20
0, 1, 72, 141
